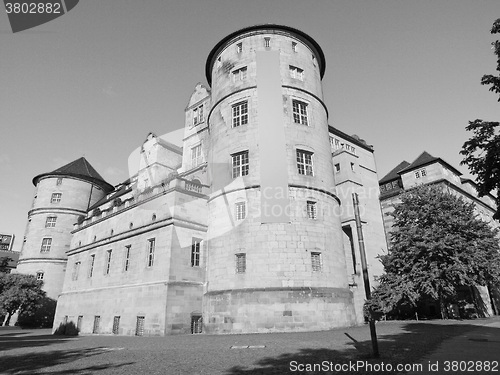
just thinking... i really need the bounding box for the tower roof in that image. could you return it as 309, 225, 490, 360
32, 157, 114, 192
205, 24, 326, 86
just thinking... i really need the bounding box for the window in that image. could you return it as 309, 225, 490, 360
45, 216, 57, 228
289, 65, 304, 80
350, 162, 355, 172
392, 181, 399, 189
51, 193, 62, 203
36, 271, 44, 280
421, 168, 427, 177
380, 184, 386, 192
147, 238, 155, 267
235, 202, 246, 220
236, 42, 242, 53
307, 201, 317, 219
235, 253, 246, 273
231, 151, 249, 178
105, 250, 112, 275
89, 254, 95, 278
415, 171, 420, 178
93, 316, 100, 334
191, 239, 201, 267
292, 100, 308, 125
56, 178, 62, 185
264, 37, 270, 48
72, 261, 81, 281
135, 316, 145, 336
334, 163, 341, 173
77, 316, 83, 332
192, 104, 204, 125
124, 245, 131, 271
311, 252, 322, 272
292, 41, 297, 52
232, 101, 248, 127
191, 144, 203, 168
232, 66, 247, 82
296, 150, 314, 176
40, 238, 52, 253
113, 316, 120, 335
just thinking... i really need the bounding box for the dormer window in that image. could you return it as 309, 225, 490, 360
193, 104, 204, 126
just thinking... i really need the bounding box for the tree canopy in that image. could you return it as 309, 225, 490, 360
368, 185, 500, 318
0, 273, 45, 326
461, 18, 500, 220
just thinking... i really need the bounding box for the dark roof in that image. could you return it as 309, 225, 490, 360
399, 151, 462, 176
379, 161, 410, 184
33, 157, 114, 192
205, 24, 326, 86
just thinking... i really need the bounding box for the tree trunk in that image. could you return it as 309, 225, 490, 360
439, 293, 448, 320
4, 312, 12, 326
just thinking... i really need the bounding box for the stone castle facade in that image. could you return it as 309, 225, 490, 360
18, 25, 388, 335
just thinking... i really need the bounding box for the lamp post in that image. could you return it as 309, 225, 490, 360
352, 192, 379, 358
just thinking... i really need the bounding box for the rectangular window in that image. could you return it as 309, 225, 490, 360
334, 163, 341, 173
231, 151, 249, 178
191, 239, 201, 267
105, 250, 112, 275
93, 316, 100, 334
112, 316, 120, 335
147, 238, 155, 267
45, 216, 57, 228
89, 254, 95, 278
392, 181, 399, 189
264, 37, 270, 47
296, 150, 314, 176
77, 316, 83, 332
232, 66, 247, 82
51, 193, 62, 203
72, 261, 81, 281
380, 184, 386, 192
40, 238, 52, 253
311, 252, 322, 272
232, 101, 248, 127
421, 168, 427, 177
136, 316, 145, 336
289, 65, 304, 80
124, 245, 131, 271
192, 104, 204, 125
235, 202, 246, 220
292, 41, 297, 52
36, 272, 44, 280
236, 42, 242, 53
191, 144, 203, 168
415, 171, 420, 178
292, 100, 308, 125
56, 178, 62, 185
307, 201, 317, 219
235, 253, 246, 273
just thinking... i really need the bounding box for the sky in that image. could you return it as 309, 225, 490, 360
1, 0, 499, 252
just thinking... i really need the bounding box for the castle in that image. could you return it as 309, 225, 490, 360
17, 25, 388, 335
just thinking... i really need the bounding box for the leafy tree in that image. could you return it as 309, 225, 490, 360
461, 18, 500, 220
0, 273, 45, 326
368, 185, 500, 319
0, 256, 13, 273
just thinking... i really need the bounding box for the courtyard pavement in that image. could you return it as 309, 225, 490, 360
0, 317, 499, 374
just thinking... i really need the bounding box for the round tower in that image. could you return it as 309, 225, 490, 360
204, 25, 357, 333
17, 157, 112, 300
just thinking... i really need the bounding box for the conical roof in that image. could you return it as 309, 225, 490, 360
33, 157, 113, 192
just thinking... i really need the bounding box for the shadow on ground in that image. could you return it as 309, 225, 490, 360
0, 334, 74, 352
225, 320, 500, 374
0, 347, 134, 374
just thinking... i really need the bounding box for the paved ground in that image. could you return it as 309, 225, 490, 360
0, 317, 499, 374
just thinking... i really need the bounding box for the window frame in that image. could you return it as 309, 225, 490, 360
36, 271, 44, 280
124, 245, 131, 272
231, 150, 249, 178
289, 65, 304, 80
191, 239, 201, 267
311, 252, 322, 272
235, 202, 246, 220
147, 238, 155, 267
45, 216, 57, 228
232, 66, 247, 82
292, 100, 308, 125
89, 254, 95, 278
235, 253, 246, 274
50, 193, 62, 203
191, 143, 203, 168
105, 249, 112, 275
296, 149, 314, 176
307, 201, 317, 220
231, 100, 248, 128
40, 237, 52, 253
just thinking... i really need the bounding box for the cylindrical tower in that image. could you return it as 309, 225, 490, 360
17, 157, 112, 300
204, 25, 356, 333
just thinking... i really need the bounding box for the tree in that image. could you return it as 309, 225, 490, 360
0, 273, 45, 326
461, 18, 500, 220
0, 256, 13, 273
368, 185, 500, 319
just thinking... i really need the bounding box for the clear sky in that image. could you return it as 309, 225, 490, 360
1, 0, 499, 252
